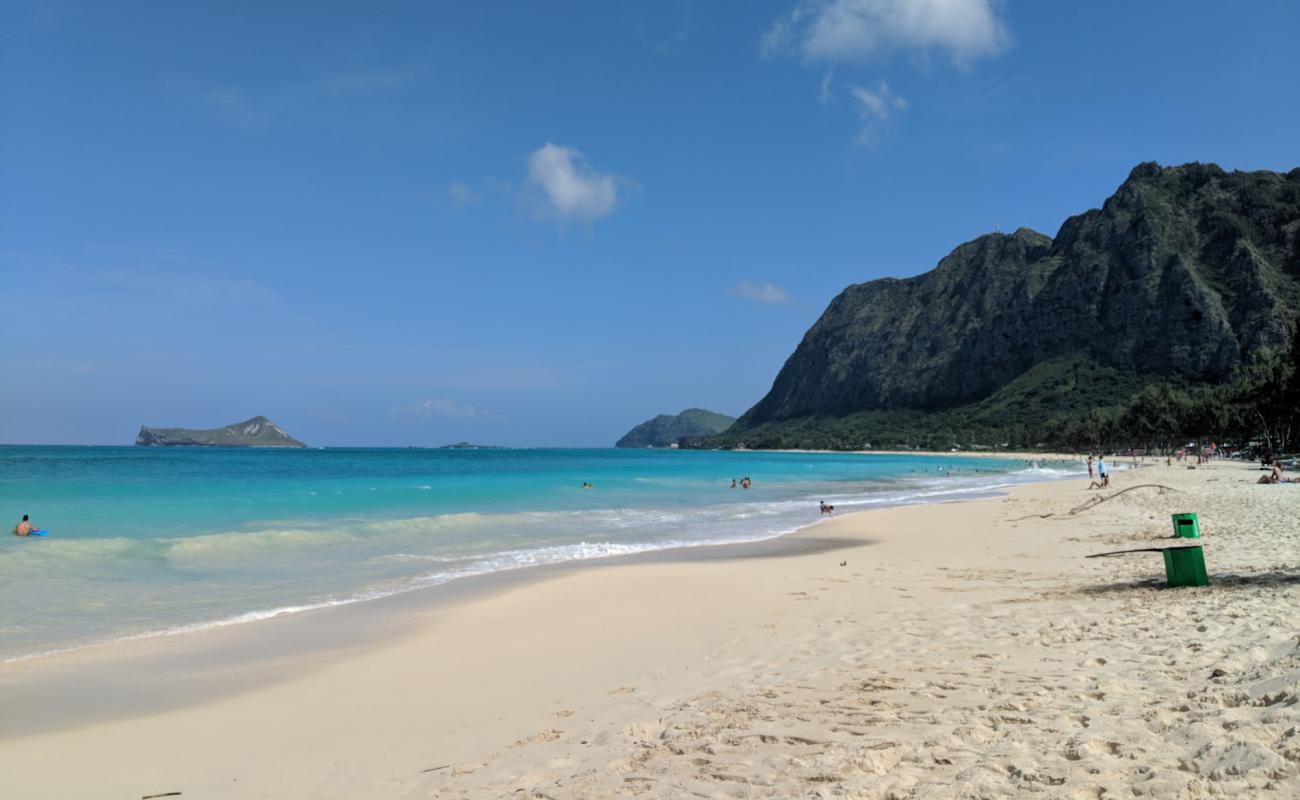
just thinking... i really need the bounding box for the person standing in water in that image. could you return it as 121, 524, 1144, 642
12, 514, 35, 536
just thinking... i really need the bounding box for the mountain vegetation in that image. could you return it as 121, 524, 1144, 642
135, 416, 307, 448
616, 408, 736, 448
690, 162, 1300, 453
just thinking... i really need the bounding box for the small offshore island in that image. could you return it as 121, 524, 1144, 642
134, 416, 306, 448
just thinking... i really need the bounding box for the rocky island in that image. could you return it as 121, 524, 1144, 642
615, 408, 735, 448
135, 416, 307, 448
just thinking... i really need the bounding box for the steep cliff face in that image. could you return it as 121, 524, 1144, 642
616, 408, 736, 448
734, 162, 1300, 432
135, 416, 306, 447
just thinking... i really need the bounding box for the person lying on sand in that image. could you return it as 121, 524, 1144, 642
12, 514, 34, 536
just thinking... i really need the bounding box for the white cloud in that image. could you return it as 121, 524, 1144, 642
848, 81, 908, 145
764, 0, 1008, 65
818, 66, 836, 104
389, 398, 495, 420
447, 181, 480, 207
728, 280, 793, 305
524, 143, 620, 223
850, 81, 907, 120
760, 5, 807, 57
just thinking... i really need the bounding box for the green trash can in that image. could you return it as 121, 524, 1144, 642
1171, 513, 1200, 539
1163, 546, 1209, 587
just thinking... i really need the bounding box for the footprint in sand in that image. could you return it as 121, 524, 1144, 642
609, 686, 637, 695
513, 728, 564, 746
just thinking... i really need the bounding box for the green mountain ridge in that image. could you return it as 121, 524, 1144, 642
615, 408, 736, 448
695, 162, 1300, 450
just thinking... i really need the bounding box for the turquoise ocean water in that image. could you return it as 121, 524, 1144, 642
0, 446, 1080, 661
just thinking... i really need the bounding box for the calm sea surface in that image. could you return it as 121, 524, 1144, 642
0, 446, 1080, 661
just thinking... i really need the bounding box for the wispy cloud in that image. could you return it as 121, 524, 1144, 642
849, 80, 907, 143
188, 63, 429, 128
818, 66, 837, 104
389, 398, 499, 421
763, 0, 1009, 66
728, 280, 793, 305
659, 0, 696, 53
0, 248, 281, 309
201, 87, 271, 129
523, 143, 621, 224
308, 66, 425, 97
635, 0, 697, 54
849, 81, 906, 120
447, 181, 481, 207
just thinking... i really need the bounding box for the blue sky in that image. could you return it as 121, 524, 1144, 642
3, 0, 1298, 447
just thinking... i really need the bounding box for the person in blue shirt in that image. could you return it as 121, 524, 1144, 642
1088, 457, 1109, 490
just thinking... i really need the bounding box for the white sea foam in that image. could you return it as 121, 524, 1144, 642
1, 461, 1083, 664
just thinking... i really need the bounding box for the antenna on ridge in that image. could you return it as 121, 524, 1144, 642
993, 219, 1000, 233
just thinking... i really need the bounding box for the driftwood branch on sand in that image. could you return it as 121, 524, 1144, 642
1068, 484, 1179, 516
1008, 484, 1180, 522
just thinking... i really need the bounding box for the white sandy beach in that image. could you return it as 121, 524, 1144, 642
2, 459, 1297, 798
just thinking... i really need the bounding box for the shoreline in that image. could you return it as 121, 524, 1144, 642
0, 471, 1033, 736
5, 460, 1294, 798
0, 457, 1074, 670
0, 528, 873, 739
774, 448, 1087, 460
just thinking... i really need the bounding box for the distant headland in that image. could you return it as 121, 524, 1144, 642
135, 416, 307, 448
615, 408, 735, 448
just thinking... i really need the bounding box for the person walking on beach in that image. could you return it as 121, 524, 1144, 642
12, 514, 35, 536
1087, 456, 1110, 490
1087, 455, 1094, 480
